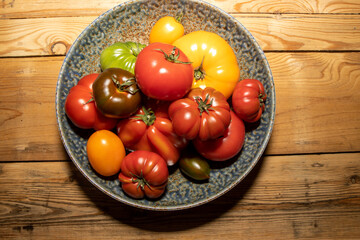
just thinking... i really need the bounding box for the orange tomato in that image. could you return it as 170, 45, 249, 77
149, 16, 184, 44
86, 130, 126, 176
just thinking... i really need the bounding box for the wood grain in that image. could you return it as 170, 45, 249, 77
0, 52, 359, 161
1, 14, 360, 57
0, 153, 359, 239
1, 0, 360, 19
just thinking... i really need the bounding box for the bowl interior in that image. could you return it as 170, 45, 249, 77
56, 0, 275, 211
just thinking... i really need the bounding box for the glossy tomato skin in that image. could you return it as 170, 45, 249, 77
149, 16, 184, 44
179, 154, 210, 181
193, 111, 245, 161
134, 42, 193, 101
92, 68, 141, 118
119, 150, 169, 199
232, 79, 267, 123
173, 31, 240, 99
117, 107, 188, 166
168, 87, 231, 141
65, 73, 117, 130
86, 130, 126, 176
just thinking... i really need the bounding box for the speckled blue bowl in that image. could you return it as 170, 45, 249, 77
56, 0, 275, 211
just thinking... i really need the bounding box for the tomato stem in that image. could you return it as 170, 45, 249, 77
194, 56, 205, 81
195, 94, 214, 115
131, 171, 151, 190
112, 76, 139, 95
132, 107, 156, 126
175, 12, 184, 23
155, 47, 192, 64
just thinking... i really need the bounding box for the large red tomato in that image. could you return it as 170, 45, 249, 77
65, 73, 117, 130
232, 79, 267, 123
116, 106, 188, 166
168, 87, 231, 141
119, 150, 169, 199
193, 111, 245, 161
134, 42, 193, 101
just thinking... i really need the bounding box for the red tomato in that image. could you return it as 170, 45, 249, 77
134, 42, 193, 101
232, 79, 267, 123
193, 111, 245, 161
168, 87, 231, 141
86, 130, 126, 176
65, 73, 118, 130
119, 150, 169, 199
117, 106, 188, 166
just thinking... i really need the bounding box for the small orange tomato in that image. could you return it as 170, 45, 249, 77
86, 130, 126, 177
149, 16, 184, 44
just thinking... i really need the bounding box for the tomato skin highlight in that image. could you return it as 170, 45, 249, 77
149, 16, 184, 44
232, 79, 267, 123
193, 111, 245, 161
134, 42, 193, 101
65, 73, 117, 130
86, 130, 126, 176
169, 87, 231, 141
119, 150, 169, 199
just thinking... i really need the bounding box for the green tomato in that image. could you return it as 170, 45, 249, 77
100, 41, 146, 74
179, 153, 210, 181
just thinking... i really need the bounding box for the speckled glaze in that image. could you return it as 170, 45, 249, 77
55, 0, 275, 211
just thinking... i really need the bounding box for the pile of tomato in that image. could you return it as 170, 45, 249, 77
65, 16, 267, 200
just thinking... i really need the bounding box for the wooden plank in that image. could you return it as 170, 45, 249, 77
1, 0, 360, 19
1, 14, 360, 57
0, 52, 359, 161
265, 52, 360, 155
0, 153, 359, 239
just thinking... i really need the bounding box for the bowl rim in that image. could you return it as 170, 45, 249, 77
55, 0, 276, 211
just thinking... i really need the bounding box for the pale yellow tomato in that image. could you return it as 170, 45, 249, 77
173, 31, 240, 99
149, 16, 184, 44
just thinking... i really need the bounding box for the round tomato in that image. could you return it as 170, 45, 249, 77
149, 16, 184, 44
92, 68, 141, 118
119, 150, 169, 199
134, 42, 193, 101
173, 31, 240, 99
168, 87, 231, 141
65, 73, 117, 130
86, 130, 126, 176
193, 111, 245, 161
232, 79, 267, 123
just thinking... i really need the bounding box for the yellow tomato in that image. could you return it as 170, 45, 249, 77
149, 16, 184, 44
86, 130, 126, 177
173, 31, 240, 99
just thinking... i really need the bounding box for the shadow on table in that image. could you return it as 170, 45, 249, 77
71, 153, 265, 232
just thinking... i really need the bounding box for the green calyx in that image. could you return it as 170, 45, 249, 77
132, 107, 156, 126
131, 171, 151, 190
195, 94, 214, 115
155, 47, 192, 64
112, 76, 139, 95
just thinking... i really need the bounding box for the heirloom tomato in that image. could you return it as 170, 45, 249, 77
173, 31, 240, 99
65, 73, 117, 130
100, 41, 146, 74
193, 111, 245, 161
134, 42, 193, 101
149, 16, 184, 44
117, 106, 188, 166
119, 150, 169, 199
86, 130, 126, 176
168, 87, 231, 141
232, 79, 267, 123
92, 68, 141, 118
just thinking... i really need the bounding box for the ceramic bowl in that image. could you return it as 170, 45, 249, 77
55, 0, 275, 211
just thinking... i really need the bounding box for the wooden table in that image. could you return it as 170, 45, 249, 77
1, 0, 359, 239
